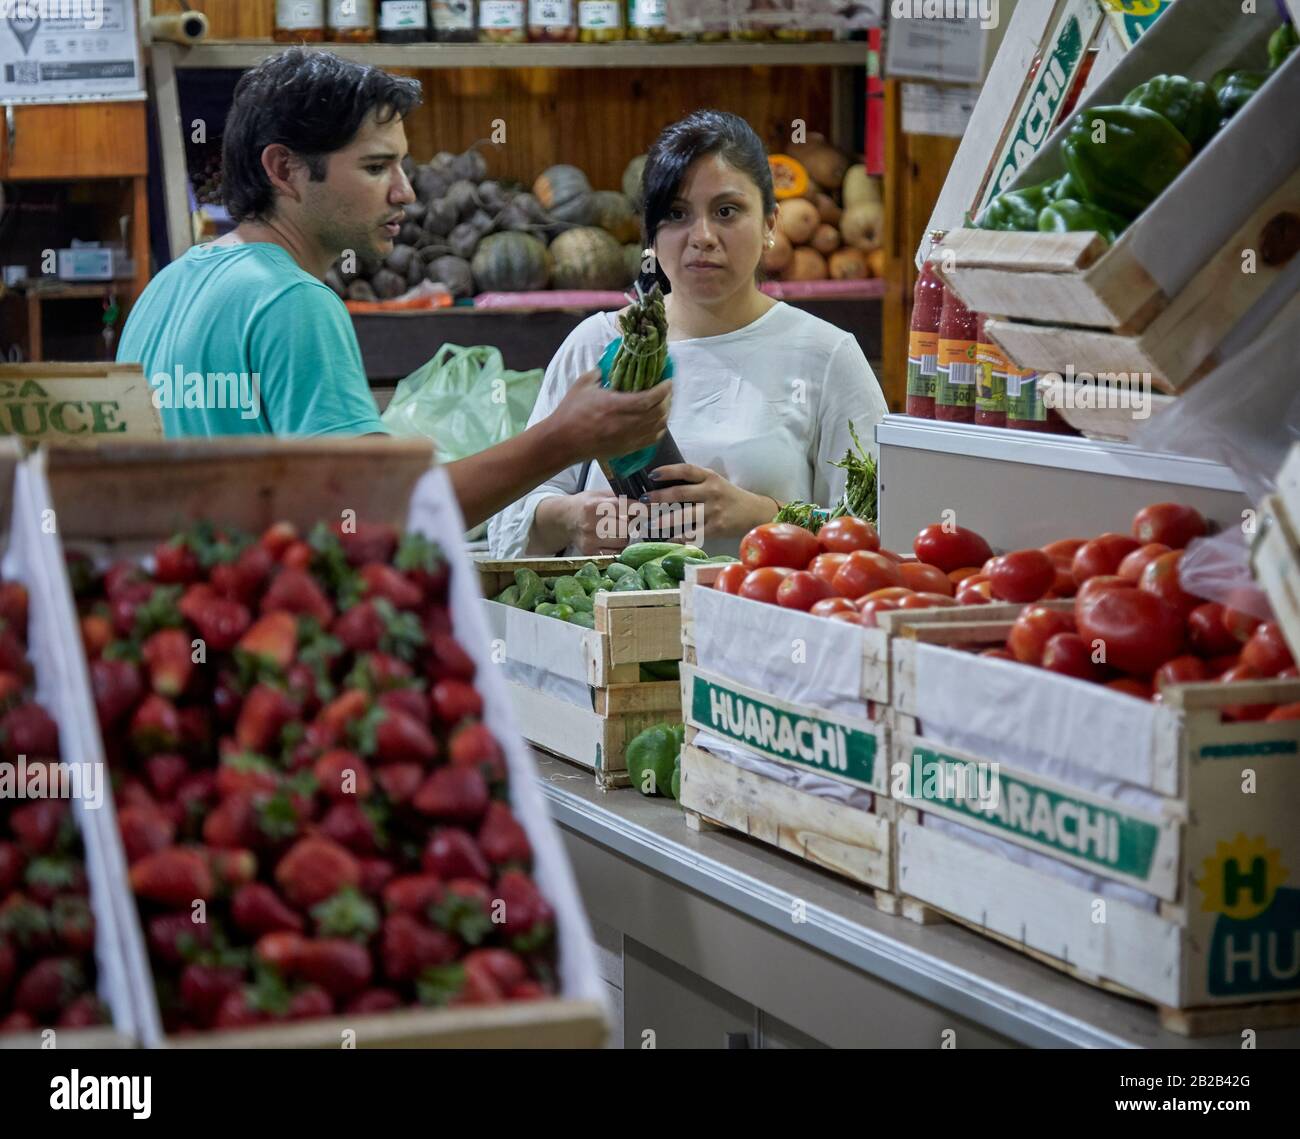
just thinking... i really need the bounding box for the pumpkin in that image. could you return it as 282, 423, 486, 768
811, 224, 842, 256
623, 243, 647, 285
622, 154, 648, 210
787, 134, 849, 191
777, 198, 819, 245
828, 247, 869, 280
591, 191, 641, 244
842, 164, 880, 209
471, 231, 551, 292
549, 227, 627, 290
841, 201, 884, 252
814, 192, 842, 225
768, 154, 810, 201
867, 249, 887, 278
427, 255, 475, 298
534, 164, 595, 226
762, 230, 793, 274
780, 247, 827, 281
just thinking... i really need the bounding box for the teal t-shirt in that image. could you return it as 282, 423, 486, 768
118, 242, 387, 437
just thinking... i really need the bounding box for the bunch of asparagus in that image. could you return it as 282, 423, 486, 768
609, 283, 669, 392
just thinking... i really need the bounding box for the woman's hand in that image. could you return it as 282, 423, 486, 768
533, 491, 631, 556
640, 464, 778, 544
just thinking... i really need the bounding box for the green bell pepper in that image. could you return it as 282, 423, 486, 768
513, 568, 545, 611
1037, 199, 1129, 246
626, 722, 681, 798
975, 180, 1054, 231
1049, 172, 1081, 202
1211, 68, 1268, 122
575, 562, 604, 594
1122, 74, 1220, 151
1269, 22, 1298, 71
1061, 104, 1192, 218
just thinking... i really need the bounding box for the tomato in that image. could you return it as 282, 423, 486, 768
910, 592, 959, 608
1007, 606, 1076, 665
810, 597, 857, 618
808, 553, 849, 590
831, 550, 902, 599
1106, 677, 1153, 700
818, 516, 880, 554
1076, 589, 1184, 676
1073, 575, 1135, 625
1046, 558, 1077, 599
1240, 621, 1295, 677
1117, 542, 1171, 584
857, 598, 900, 628
738, 566, 794, 605
912, 524, 994, 574
877, 548, 905, 563
980, 648, 1014, 661
1186, 602, 1238, 657
1132, 503, 1207, 550
1071, 533, 1141, 583
1153, 654, 1208, 692
739, 523, 821, 570
776, 571, 834, 612
1041, 538, 1087, 562
829, 611, 864, 625
1205, 652, 1241, 675
862, 586, 914, 603
948, 567, 983, 585
713, 563, 748, 595
955, 576, 994, 605
1222, 605, 1263, 644
1219, 663, 1273, 722
1265, 703, 1300, 721
1279, 666, 1300, 680
898, 562, 953, 596
1041, 633, 1100, 681
987, 549, 1056, 603
1139, 550, 1200, 619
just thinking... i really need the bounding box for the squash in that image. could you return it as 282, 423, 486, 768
814, 192, 842, 225
549, 227, 627, 290
780, 247, 827, 282
622, 154, 648, 211
828, 247, 869, 280
840, 201, 884, 251
534, 164, 595, 226
623, 243, 647, 285
768, 154, 810, 201
842, 164, 880, 209
867, 249, 887, 279
787, 134, 849, 191
762, 230, 793, 274
776, 198, 819, 245
591, 190, 641, 244
810, 223, 842, 256
471, 231, 551, 292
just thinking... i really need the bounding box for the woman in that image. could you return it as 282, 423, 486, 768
489, 110, 888, 558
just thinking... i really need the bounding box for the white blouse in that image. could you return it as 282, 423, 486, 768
487, 301, 889, 559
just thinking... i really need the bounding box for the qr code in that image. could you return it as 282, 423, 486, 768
11, 62, 38, 85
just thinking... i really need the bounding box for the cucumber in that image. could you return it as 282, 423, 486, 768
494, 584, 521, 606
618, 542, 684, 569
567, 610, 596, 629
605, 562, 638, 582
612, 573, 644, 592
575, 562, 603, 594
513, 568, 545, 611
553, 576, 592, 612
640, 561, 675, 591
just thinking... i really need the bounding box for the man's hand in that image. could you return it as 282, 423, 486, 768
535, 491, 630, 556
547, 369, 672, 465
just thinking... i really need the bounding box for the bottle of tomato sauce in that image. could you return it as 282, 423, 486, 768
975, 312, 1007, 428
935, 285, 977, 423
905, 233, 945, 419
1005, 358, 1047, 431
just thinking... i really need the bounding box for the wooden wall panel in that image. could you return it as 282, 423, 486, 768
180, 0, 275, 39
0, 102, 148, 180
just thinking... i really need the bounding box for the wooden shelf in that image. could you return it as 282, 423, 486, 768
166, 39, 866, 71
16, 283, 123, 301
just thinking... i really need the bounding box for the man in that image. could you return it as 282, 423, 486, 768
119, 49, 667, 529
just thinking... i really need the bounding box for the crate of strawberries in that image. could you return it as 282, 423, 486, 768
34, 439, 605, 1047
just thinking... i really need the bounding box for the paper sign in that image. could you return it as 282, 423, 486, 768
885, 13, 988, 83
0, 0, 144, 104
902, 81, 979, 137
0, 364, 160, 443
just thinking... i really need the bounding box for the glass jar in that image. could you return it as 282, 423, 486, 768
625, 0, 671, 41
378, 0, 430, 40
431, 0, 476, 40
478, 0, 526, 41
578, 0, 623, 40
529, 0, 576, 40
275, 0, 326, 41
328, 0, 376, 41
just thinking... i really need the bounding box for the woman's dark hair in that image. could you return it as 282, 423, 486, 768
223, 49, 423, 223
637, 110, 776, 293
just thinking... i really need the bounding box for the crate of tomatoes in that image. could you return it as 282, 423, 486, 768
881, 500, 1300, 1032
32, 439, 605, 1047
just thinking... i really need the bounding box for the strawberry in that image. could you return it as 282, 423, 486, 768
211, 543, 272, 605
180, 962, 245, 1026
449, 721, 507, 783
332, 601, 384, 654
116, 777, 159, 813
310, 886, 380, 941
495, 870, 554, 951
104, 560, 146, 600
142, 628, 194, 698
0, 701, 59, 760
50, 896, 96, 955
0, 626, 27, 678
0, 580, 29, 634
422, 828, 490, 883
179, 582, 216, 623
359, 562, 423, 610
394, 532, 449, 600
57, 993, 107, 1027
212, 672, 242, 726
380, 912, 458, 982
295, 938, 373, 997
377, 687, 428, 725
359, 857, 395, 897
430, 679, 483, 727
231, 882, 304, 936
373, 707, 438, 766
144, 753, 190, 801
0, 893, 53, 954
0, 840, 25, 893
202, 792, 260, 849
429, 878, 493, 946
412, 766, 489, 824
215, 753, 278, 799
285, 663, 325, 718
423, 604, 453, 639
175, 771, 217, 818
153, 537, 201, 584
319, 802, 383, 856
207, 848, 258, 890
313, 749, 372, 801
89, 658, 144, 730
146, 911, 212, 965
129, 847, 215, 906
10, 799, 70, 855
130, 694, 182, 756
281, 541, 313, 571
317, 689, 370, 736
14, 957, 85, 1017
350, 652, 413, 690
0, 938, 16, 995
189, 595, 252, 652
462, 947, 528, 993
427, 632, 476, 682
275, 836, 362, 910
382, 875, 444, 916
234, 684, 299, 753
212, 987, 267, 1029
24, 855, 87, 904
261, 521, 299, 561
236, 611, 297, 671
509, 980, 546, 1001
0, 1010, 37, 1034
0, 669, 22, 710
117, 805, 176, 863
374, 763, 423, 806
108, 581, 155, 638
254, 930, 307, 973
417, 960, 501, 1007
261, 569, 333, 626
345, 988, 402, 1014
287, 985, 334, 1020
335, 520, 398, 567
79, 614, 114, 660
477, 801, 532, 867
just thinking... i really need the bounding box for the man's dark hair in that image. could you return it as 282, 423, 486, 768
222, 49, 423, 223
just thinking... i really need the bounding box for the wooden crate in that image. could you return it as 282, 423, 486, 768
887, 609, 1300, 1032
478, 556, 682, 788
30, 440, 608, 1048
1037, 375, 1174, 442
1251, 494, 1300, 666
